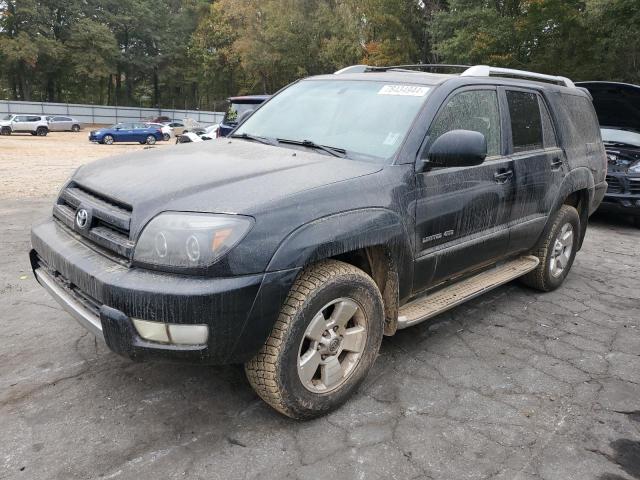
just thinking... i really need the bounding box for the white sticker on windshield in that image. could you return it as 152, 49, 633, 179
378, 85, 430, 97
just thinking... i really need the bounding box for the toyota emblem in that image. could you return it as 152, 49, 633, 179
75, 208, 89, 229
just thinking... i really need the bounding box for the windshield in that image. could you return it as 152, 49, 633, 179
601, 128, 640, 147
235, 80, 431, 161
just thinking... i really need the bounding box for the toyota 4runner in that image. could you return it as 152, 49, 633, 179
30, 65, 607, 419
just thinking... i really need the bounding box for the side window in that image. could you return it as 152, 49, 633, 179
506, 90, 543, 153
14, 116, 26, 122
428, 90, 501, 157
27, 116, 41, 122
538, 97, 557, 148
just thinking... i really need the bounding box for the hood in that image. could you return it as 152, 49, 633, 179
576, 82, 640, 133
72, 139, 382, 227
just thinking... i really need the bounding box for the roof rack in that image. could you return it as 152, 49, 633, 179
461, 65, 575, 88
334, 63, 575, 88
334, 64, 470, 75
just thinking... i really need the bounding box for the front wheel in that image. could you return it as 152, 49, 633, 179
103, 135, 114, 145
71, 124, 80, 132
162, 133, 170, 141
520, 205, 580, 292
245, 260, 384, 419
0, 127, 10, 135
145, 135, 156, 145
36, 127, 48, 136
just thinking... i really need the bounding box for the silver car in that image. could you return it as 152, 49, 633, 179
47, 116, 82, 132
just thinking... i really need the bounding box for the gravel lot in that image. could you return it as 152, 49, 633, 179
0, 131, 169, 200
1, 135, 639, 480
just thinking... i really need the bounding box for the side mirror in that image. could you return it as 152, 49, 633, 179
422, 130, 487, 169
236, 108, 256, 125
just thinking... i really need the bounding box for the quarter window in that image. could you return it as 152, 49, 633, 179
539, 98, 557, 148
428, 90, 501, 158
506, 90, 543, 152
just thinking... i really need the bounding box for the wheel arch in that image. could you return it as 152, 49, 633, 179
266, 208, 414, 335
547, 167, 594, 250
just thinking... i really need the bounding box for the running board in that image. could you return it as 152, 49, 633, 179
397, 255, 540, 329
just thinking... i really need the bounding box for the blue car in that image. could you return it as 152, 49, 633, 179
218, 95, 270, 137
89, 122, 164, 145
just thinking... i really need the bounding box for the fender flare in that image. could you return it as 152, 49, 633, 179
545, 167, 595, 248
266, 208, 414, 297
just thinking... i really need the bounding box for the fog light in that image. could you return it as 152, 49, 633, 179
132, 319, 170, 343
132, 319, 209, 346
167, 324, 209, 345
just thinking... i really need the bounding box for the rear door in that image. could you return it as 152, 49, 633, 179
503, 88, 566, 252
413, 87, 514, 292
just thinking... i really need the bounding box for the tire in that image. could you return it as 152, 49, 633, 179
71, 124, 80, 132
633, 216, 640, 229
145, 135, 156, 145
30, 132, 37, 136
36, 127, 48, 136
245, 260, 384, 419
103, 135, 114, 145
520, 205, 580, 292
0, 127, 10, 135
163, 133, 170, 141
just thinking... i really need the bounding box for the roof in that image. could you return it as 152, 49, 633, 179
311, 71, 457, 86
228, 95, 270, 103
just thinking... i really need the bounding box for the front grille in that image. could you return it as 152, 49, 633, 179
606, 175, 623, 194
53, 183, 134, 262
630, 179, 640, 195
36, 254, 102, 317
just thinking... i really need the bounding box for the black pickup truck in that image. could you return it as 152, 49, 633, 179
30, 64, 607, 419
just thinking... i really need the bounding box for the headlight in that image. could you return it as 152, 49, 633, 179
629, 160, 640, 174
133, 212, 253, 269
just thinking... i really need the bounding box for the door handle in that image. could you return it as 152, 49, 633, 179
551, 158, 563, 170
494, 170, 513, 183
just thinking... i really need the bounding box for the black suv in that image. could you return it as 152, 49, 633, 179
30, 65, 607, 419
576, 81, 640, 227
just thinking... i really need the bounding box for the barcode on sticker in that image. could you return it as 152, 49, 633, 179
378, 85, 430, 97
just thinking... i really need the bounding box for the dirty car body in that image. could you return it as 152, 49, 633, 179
31, 66, 606, 417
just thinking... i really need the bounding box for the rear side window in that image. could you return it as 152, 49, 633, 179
506, 91, 543, 152
428, 90, 502, 157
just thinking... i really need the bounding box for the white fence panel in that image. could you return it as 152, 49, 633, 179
0, 100, 224, 125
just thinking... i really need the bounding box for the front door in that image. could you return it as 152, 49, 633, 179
413, 87, 514, 292
503, 88, 567, 252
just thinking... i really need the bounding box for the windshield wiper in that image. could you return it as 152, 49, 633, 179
277, 138, 347, 158
230, 132, 276, 145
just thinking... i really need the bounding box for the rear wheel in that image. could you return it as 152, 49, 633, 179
162, 133, 170, 141
103, 135, 114, 145
245, 260, 384, 419
36, 127, 48, 136
71, 124, 80, 132
520, 205, 580, 292
145, 135, 156, 145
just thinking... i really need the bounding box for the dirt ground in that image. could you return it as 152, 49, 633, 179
0, 130, 170, 200
0, 138, 639, 480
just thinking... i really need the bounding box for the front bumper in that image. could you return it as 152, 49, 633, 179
30, 219, 299, 364
598, 175, 640, 216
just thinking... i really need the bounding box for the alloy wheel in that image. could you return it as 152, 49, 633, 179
297, 297, 367, 393
550, 223, 573, 277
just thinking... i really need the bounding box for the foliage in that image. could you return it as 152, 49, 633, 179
0, 0, 638, 109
